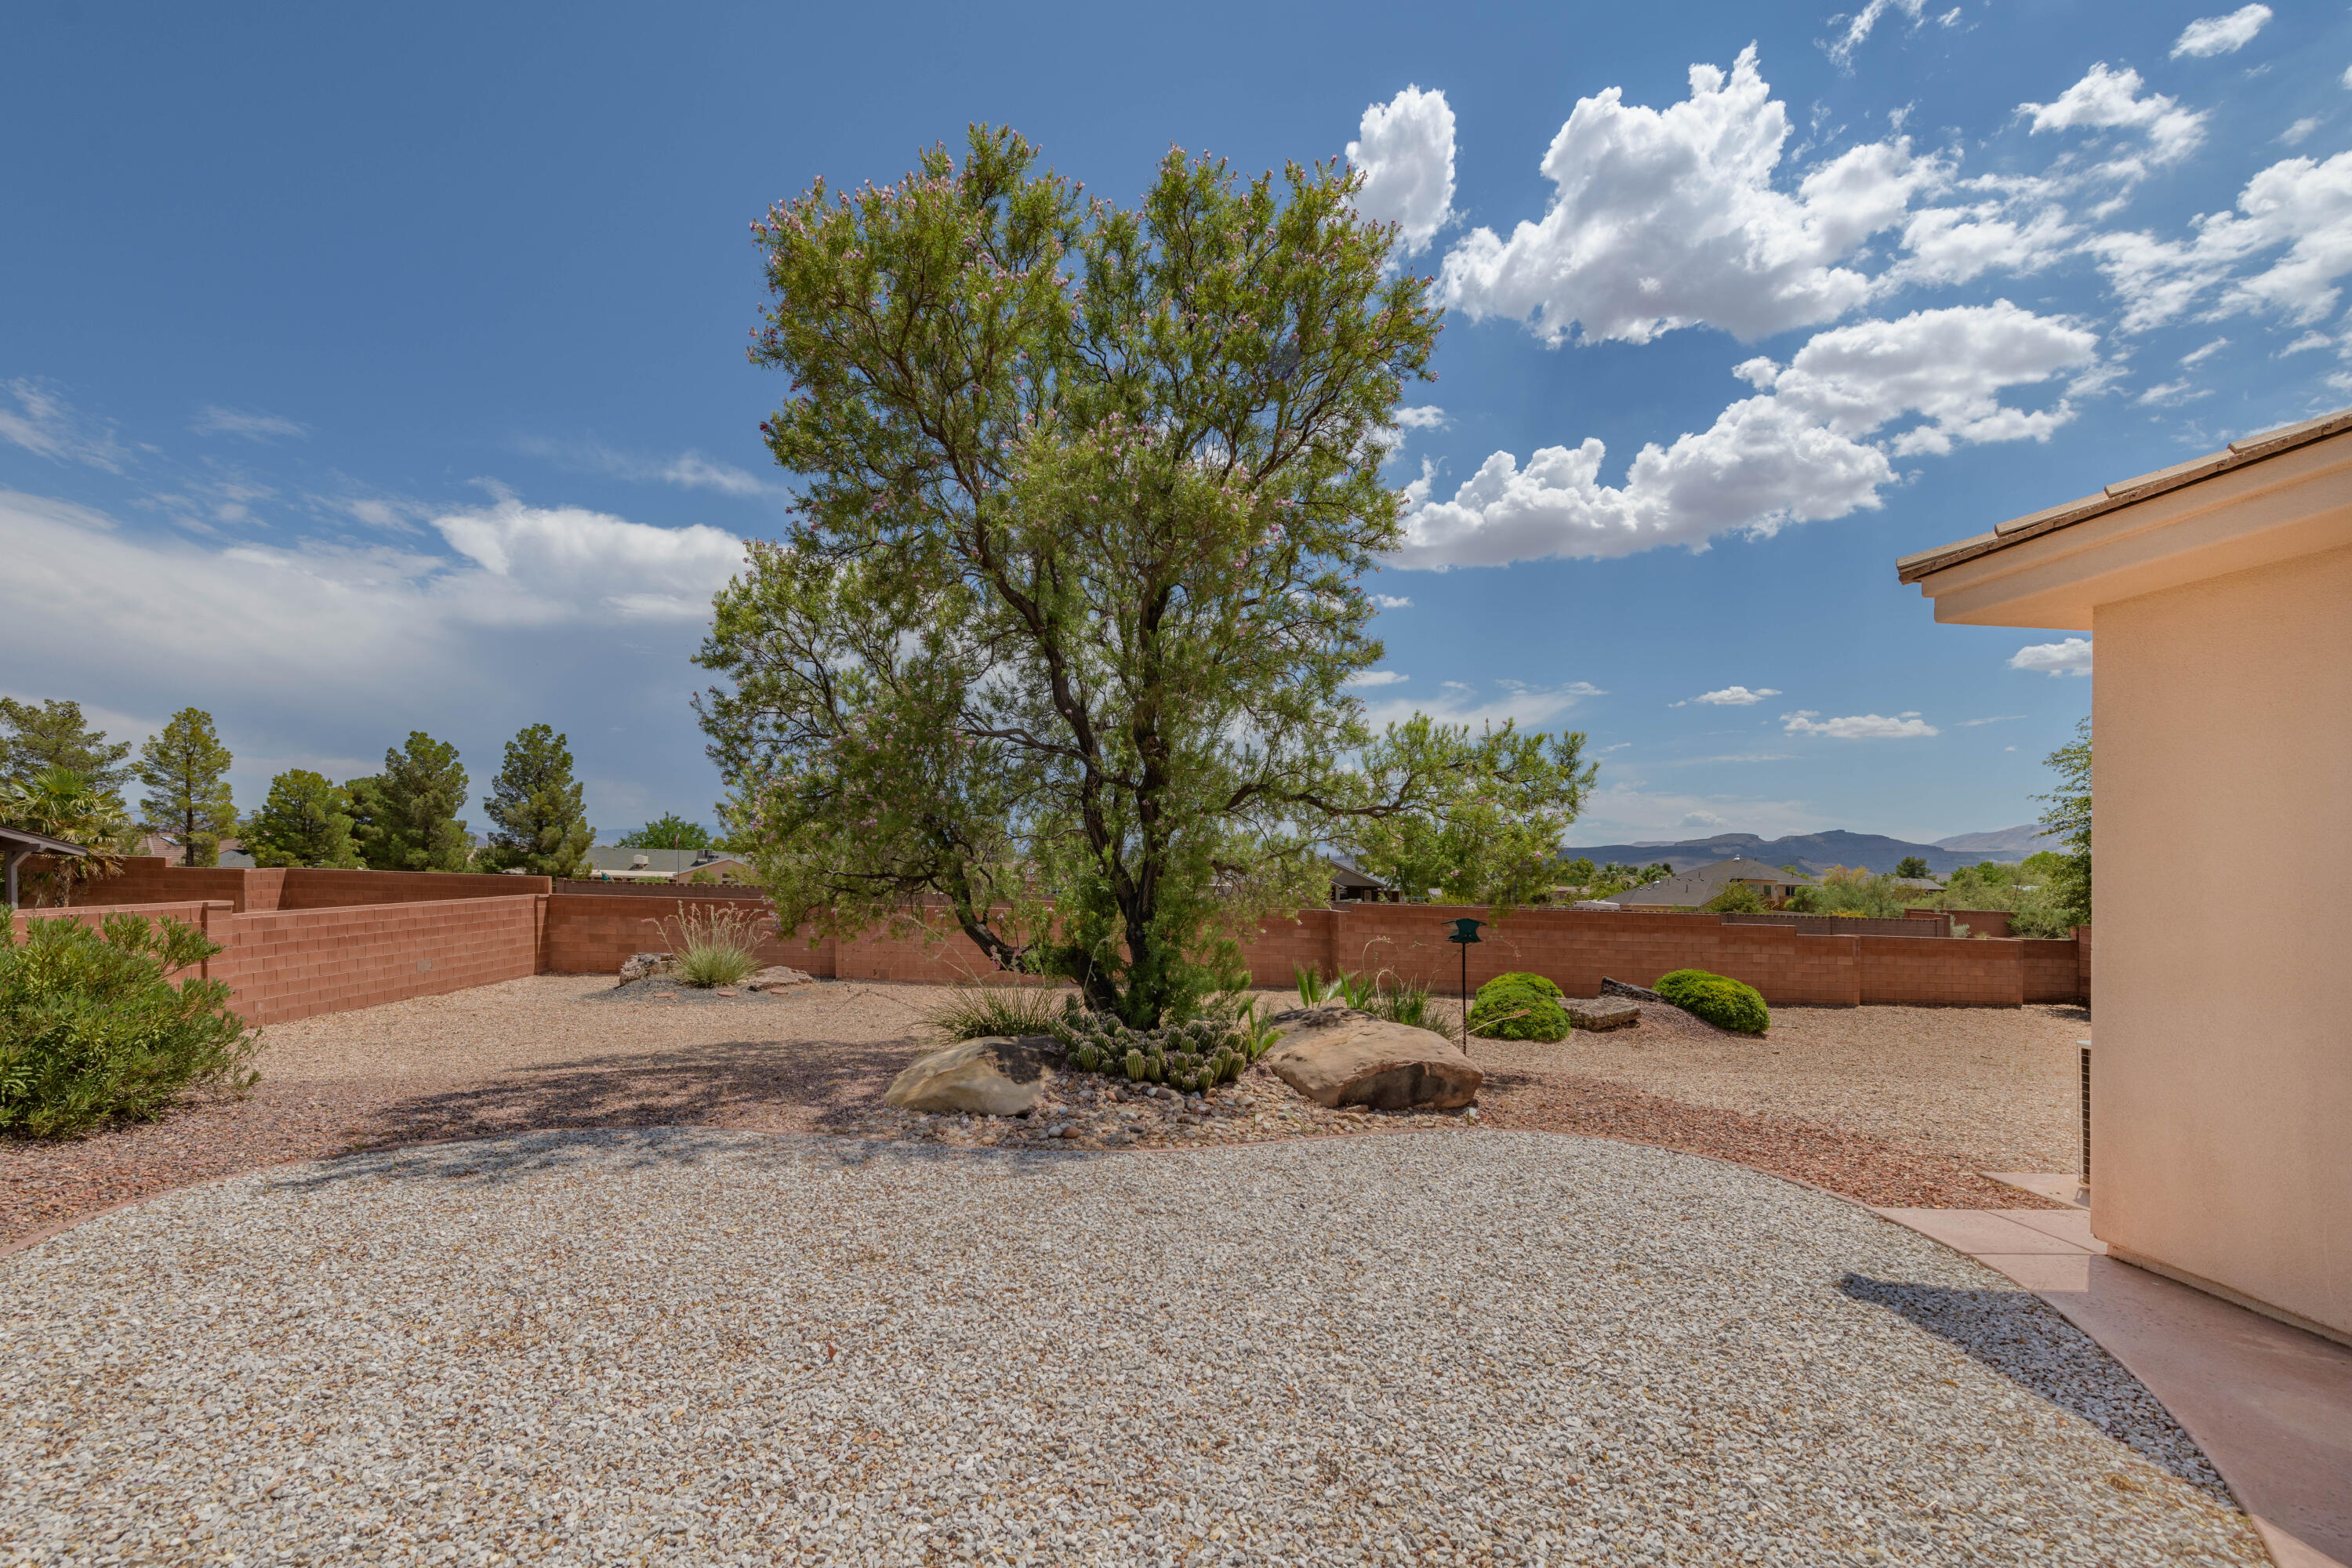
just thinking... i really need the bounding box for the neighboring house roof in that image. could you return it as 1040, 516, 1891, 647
1896, 408, 2352, 584
1610, 857, 1818, 907
1327, 856, 1389, 893
583, 846, 724, 875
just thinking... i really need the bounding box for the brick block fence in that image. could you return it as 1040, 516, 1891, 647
20, 864, 2089, 1025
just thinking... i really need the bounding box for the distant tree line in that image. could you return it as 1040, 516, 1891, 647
0, 699, 719, 902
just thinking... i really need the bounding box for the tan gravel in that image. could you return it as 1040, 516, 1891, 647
4, 978, 2092, 1250
1468, 1000, 2092, 1174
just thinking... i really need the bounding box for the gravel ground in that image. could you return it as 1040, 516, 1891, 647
1468, 1000, 2092, 1174
1, 980, 2088, 1249
0, 1130, 2256, 1566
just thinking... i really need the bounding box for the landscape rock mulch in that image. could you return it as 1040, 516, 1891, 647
0, 1129, 2263, 1565
2, 981, 2060, 1254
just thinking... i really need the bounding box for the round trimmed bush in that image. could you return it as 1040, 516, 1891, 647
1467, 971, 1571, 1043
1654, 968, 1769, 1035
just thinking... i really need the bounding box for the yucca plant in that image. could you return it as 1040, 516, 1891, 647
648, 902, 771, 987
925, 982, 1068, 1040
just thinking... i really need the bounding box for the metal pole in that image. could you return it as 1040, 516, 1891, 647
2078, 1042, 2092, 1188
1461, 942, 1470, 1051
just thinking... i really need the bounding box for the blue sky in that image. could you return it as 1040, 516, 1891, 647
5, 0, 2346, 846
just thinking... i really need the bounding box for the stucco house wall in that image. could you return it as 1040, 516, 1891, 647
2093, 542, 2352, 1338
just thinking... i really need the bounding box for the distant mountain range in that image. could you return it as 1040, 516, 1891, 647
1560, 825, 2061, 877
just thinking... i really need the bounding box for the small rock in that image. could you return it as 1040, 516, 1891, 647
618, 952, 674, 985
1566, 999, 1642, 1032
1599, 976, 1664, 1003
745, 966, 815, 993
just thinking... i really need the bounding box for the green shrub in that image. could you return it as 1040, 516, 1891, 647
925, 983, 1068, 1040
0, 913, 259, 1138
1467, 971, 1570, 1043
1653, 968, 1769, 1035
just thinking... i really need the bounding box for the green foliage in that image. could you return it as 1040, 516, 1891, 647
1654, 968, 1769, 1035
1050, 993, 1262, 1091
479, 724, 594, 877
347, 732, 470, 872
242, 770, 361, 869
0, 913, 259, 1137
650, 902, 768, 988
1342, 716, 1595, 910
1467, 971, 1570, 1042
1583, 861, 1676, 898
1293, 964, 1446, 1036
0, 698, 134, 800
136, 708, 235, 867
701, 124, 1445, 1029
1, 768, 134, 906
924, 984, 1069, 1041
2036, 716, 2092, 927
1894, 855, 1930, 879
1788, 866, 1909, 919
619, 814, 714, 851
1702, 880, 1768, 913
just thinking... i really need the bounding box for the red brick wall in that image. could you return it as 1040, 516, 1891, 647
56, 860, 551, 913
540, 892, 835, 977
1857, 932, 2023, 1006
205, 895, 546, 1025
12, 901, 227, 939
1944, 907, 2017, 938
2021, 938, 2084, 1004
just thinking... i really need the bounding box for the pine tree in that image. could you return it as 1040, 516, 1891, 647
0, 698, 135, 800
243, 769, 361, 869
347, 732, 470, 872
480, 724, 593, 877
136, 708, 237, 866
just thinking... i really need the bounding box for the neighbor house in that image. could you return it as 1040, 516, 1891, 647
1899, 406, 2352, 1345
1604, 857, 1817, 909
580, 846, 744, 882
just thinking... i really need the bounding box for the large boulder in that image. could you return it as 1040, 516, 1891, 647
1261, 1007, 1483, 1111
1566, 998, 1641, 1032
884, 1035, 1065, 1116
745, 965, 815, 993
618, 952, 673, 985
1599, 976, 1663, 1003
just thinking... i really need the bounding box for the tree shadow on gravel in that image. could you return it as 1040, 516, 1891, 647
1838, 1273, 2229, 1497
339, 1037, 923, 1150
267, 1122, 1121, 1197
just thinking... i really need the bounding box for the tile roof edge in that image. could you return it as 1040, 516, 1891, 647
1896, 406, 2352, 584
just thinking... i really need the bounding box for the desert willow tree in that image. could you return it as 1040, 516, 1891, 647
698, 126, 1577, 1026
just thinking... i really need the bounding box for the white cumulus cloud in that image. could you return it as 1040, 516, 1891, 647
1438, 46, 1935, 346
2020, 64, 2208, 165
2171, 5, 2270, 59
1826, 0, 1925, 69
2090, 151, 2352, 330
1358, 679, 1603, 732
1392, 301, 2096, 567
1676, 685, 1782, 706
1780, 710, 1939, 738
1344, 670, 1410, 688
2009, 637, 2094, 676
1348, 85, 1457, 256
1370, 593, 1414, 608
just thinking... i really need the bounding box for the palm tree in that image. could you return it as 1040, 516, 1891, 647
0, 767, 132, 905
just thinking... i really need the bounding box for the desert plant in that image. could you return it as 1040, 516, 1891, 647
1, 767, 134, 906
0, 912, 259, 1137
1051, 995, 1259, 1088
926, 983, 1068, 1041
1654, 968, 1769, 1035
1467, 971, 1571, 1043
648, 902, 770, 988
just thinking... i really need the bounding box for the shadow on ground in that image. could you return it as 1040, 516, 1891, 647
1839, 1272, 2228, 1497
343, 1037, 921, 1150
267, 1123, 1115, 1196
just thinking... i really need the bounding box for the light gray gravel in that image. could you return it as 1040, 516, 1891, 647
2, 1130, 2260, 1566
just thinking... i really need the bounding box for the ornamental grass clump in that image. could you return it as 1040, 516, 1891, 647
1048, 995, 1269, 1094
1293, 965, 1449, 1040
1654, 968, 1770, 1035
925, 983, 1068, 1041
0, 913, 259, 1138
650, 902, 769, 988
1466, 971, 1571, 1043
